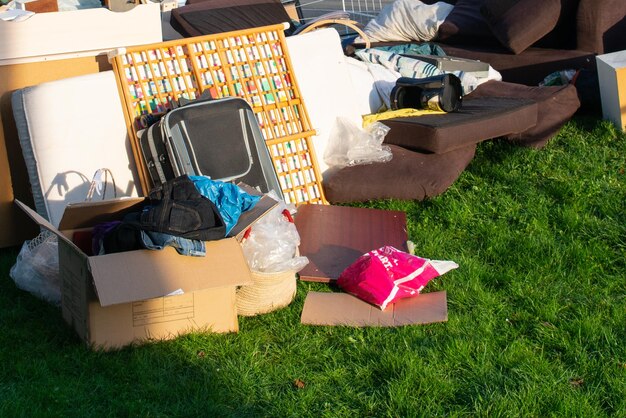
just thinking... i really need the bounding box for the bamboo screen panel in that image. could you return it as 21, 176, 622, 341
110, 24, 326, 205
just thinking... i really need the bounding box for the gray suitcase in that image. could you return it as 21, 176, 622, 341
139, 96, 282, 199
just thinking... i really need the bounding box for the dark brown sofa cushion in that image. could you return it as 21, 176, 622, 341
481, 0, 561, 54
381, 96, 537, 154
466, 80, 580, 148
533, 0, 580, 50
435, 43, 595, 85
171, 0, 290, 37
437, 0, 499, 46
577, 0, 626, 54
323, 144, 476, 203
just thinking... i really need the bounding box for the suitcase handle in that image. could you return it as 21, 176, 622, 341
176, 89, 215, 108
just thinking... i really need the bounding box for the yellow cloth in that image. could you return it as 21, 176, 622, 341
362, 108, 446, 128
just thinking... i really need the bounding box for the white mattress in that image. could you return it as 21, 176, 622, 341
286, 29, 369, 176
12, 71, 139, 227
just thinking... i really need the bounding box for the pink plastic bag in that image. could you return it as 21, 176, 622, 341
337, 246, 458, 310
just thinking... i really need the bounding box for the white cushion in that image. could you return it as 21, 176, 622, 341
12, 71, 139, 227
286, 28, 366, 176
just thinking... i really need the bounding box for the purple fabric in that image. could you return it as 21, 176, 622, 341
91, 221, 122, 256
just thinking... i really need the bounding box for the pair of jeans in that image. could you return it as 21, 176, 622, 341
140, 175, 226, 241
140, 230, 206, 257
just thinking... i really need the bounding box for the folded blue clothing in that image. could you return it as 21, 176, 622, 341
190, 176, 261, 235
140, 230, 206, 257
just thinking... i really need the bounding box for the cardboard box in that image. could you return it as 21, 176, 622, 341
17, 197, 254, 350
596, 50, 626, 131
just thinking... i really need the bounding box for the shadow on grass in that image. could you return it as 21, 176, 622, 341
0, 246, 272, 416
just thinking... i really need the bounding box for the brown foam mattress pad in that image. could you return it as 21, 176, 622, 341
382, 96, 538, 154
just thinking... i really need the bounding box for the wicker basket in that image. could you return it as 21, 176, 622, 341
236, 268, 297, 317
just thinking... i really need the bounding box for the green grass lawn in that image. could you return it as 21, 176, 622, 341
0, 116, 624, 417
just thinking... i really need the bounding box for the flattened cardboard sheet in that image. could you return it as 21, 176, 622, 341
300, 291, 447, 327
294, 204, 408, 282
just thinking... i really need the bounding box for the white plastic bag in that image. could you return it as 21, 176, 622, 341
241, 195, 309, 273
9, 230, 61, 306
324, 117, 393, 168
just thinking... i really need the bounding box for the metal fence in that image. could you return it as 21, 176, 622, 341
294, 0, 393, 26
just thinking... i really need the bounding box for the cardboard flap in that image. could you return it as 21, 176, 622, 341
58, 197, 145, 230
229, 184, 279, 241
15, 199, 81, 252
230, 194, 278, 241
300, 291, 448, 327
89, 237, 252, 307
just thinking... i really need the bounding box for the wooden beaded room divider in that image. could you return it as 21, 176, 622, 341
109, 23, 326, 205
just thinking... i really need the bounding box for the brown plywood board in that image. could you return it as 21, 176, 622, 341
301, 291, 448, 327
0, 56, 112, 248
294, 204, 408, 282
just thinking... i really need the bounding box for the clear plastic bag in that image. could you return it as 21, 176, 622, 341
9, 230, 61, 306
241, 195, 309, 273
324, 117, 393, 168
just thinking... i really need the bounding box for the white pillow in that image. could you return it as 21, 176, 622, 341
344, 57, 384, 114
286, 29, 364, 176
360, 0, 454, 43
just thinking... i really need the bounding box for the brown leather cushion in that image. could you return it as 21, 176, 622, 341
437, 0, 499, 46
435, 44, 595, 85
381, 96, 537, 154
466, 80, 580, 148
577, 0, 626, 54
171, 0, 290, 37
481, 0, 561, 54
323, 144, 476, 203
533, 0, 580, 50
